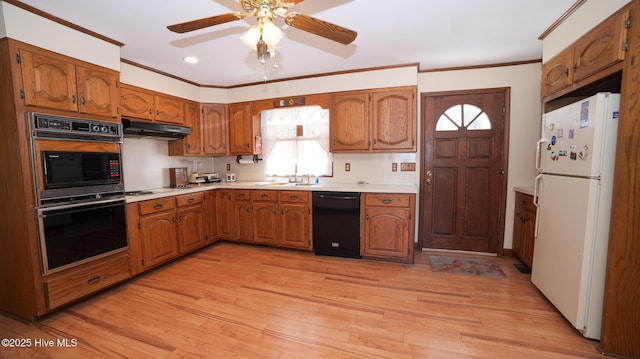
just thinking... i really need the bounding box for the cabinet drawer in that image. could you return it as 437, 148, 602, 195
234, 190, 251, 201
252, 190, 278, 202
176, 192, 204, 207
139, 197, 175, 215
515, 192, 536, 212
364, 193, 411, 207
280, 191, 309, 203
45, 255, 130, 310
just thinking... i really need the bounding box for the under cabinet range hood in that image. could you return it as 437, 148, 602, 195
122, 118, 192, 140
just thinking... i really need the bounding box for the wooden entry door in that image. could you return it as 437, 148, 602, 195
419, 89, 508, 253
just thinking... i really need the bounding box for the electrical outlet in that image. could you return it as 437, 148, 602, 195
345, 163, 351, 172
400, 162, 416, 171
226, 163, 231, 171
392, 163, 398, 172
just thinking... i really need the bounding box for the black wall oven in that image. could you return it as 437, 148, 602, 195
29, 113, 128, 274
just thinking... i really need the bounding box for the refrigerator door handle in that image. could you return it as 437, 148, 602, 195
533, 174, 543, 238
535, 139, 546, 173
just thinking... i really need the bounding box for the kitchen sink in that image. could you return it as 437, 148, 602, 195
294, 183, 316, 187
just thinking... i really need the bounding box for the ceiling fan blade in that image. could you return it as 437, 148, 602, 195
285, 13, 357, 45
167, 12, 246, 33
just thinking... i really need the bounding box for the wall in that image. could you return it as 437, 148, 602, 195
542, 0, 631, 61
418, 63, 543, 249
0, 2, 119, 70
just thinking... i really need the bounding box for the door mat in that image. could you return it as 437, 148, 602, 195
429, 256, 507, 278
513, 262, 531, 274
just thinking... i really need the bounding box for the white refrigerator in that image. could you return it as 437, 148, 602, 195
532, 92, 620, 340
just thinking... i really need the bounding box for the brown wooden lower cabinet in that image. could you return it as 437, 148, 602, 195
512, 192, 536, 269
176, 193, 209, 252
279, 191, 312, 250
361, 193, 415, 263
44, 253, 130, 310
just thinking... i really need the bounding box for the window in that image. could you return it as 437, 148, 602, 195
435, 104, 491, 131
261, 105, 332, 177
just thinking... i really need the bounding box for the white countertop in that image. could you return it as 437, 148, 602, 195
125, 181, 418, 203
513, 185, 535, 196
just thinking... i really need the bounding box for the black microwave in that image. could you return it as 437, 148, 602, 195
42, 151, 121, 189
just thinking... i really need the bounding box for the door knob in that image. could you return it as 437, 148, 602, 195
426, 178, 432, 185
427, 170, 433, 177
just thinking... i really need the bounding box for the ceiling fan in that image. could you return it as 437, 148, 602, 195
167, 0, 358, 45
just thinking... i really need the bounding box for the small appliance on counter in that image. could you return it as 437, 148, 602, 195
226, 173, 236, 182
169, 167, 189, 188
187, 160, 205, 184
201, 173, 221, 183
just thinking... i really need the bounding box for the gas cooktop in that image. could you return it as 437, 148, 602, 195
124, 190, 154, 196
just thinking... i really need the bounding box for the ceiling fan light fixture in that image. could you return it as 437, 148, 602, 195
240, 25, 261, 50
261, 20, 282, 47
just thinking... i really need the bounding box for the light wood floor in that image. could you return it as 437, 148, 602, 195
1, 242, 604, 358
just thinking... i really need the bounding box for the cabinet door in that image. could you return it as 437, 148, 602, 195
76, 65, 119, 117
216, 190, 235, 239
155, 95, 184, 124
139, 210, 178, 268
512, 207, 524, 259
120, 85, 154, 120
234, 201, 254, 242
20, 48, 78, 112
184, 102, 202, 155
280, 203, 311, 249
372, 88, 415, 151
362, 207, 410, 259
542, 49, 574, 97
228, 102, 254, 154
202, 104, 228, 155
177, 204, 208, 253
205, 191, 218, 242
521, 208, 536, 268
573, 9, 629, 82
254, 202, 279, 245
330, 91, 370, 151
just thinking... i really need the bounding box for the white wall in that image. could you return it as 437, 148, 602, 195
0, 2, 120, 70
418, 63, 543, 250
542, 0, 631, 61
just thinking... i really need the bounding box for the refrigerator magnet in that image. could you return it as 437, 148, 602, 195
568, 129, 575, 139
579, 145, 589, 160
557, 129, 563, 138
580, 101, 590, 128
551, 136, 557, 145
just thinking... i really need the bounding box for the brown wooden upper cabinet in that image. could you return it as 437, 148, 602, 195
120, 83, 185, 125
169, 103, 229, 156
330, 86, 416, 152
18, 46, 119, 118
228, 102, 261, 155
542, 8, 630, 98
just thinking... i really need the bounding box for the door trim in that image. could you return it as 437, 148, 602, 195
417, 87, 511, 255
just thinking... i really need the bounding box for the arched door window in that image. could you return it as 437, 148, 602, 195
435, 104, 492, 131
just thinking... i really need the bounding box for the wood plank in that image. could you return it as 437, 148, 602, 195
0, 242, 602, 358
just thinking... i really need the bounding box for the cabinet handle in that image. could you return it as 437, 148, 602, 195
245, 207, 251, 213
290, 195, 298, 200
373, 138, 377, 145
179, 215, 183, 221
365, 214, 369, 220
71, 95, 77, 104
154, 204, 164, 209
149, 109, 153, 115
382, 199, 392, 204
281, 210, 285, 215
87, 275, 102, 284
273, 209, 277, 214
187, 198, 195, 203
81, 97, 86, 106
238, 193, 245, 198
172, 217, 176, 223
261, 194, 268, 198
157, 110, 161, 115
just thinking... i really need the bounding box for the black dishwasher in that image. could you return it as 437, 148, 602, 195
312, 191, 361, 258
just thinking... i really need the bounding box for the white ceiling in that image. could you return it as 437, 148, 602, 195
18, 0, 577, 87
